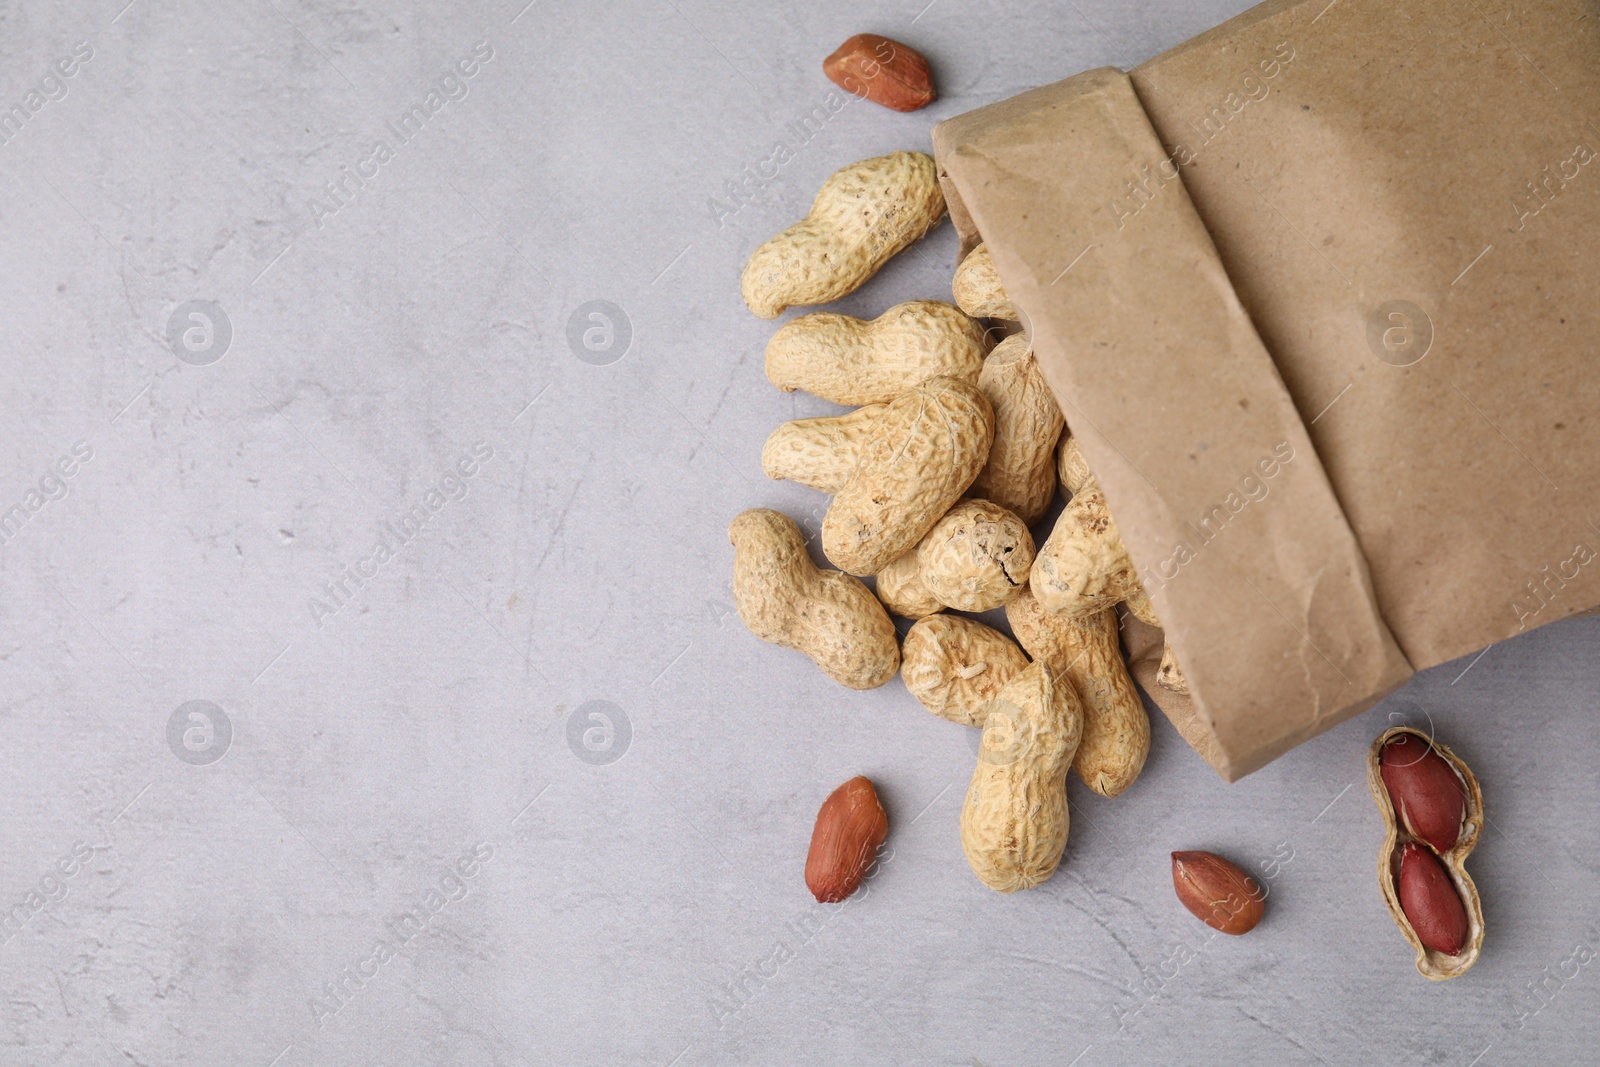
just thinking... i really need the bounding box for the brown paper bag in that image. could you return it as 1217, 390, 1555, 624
933, 0, 1600, 780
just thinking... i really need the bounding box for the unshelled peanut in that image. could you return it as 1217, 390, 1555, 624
822, 375, 993, 576
729, 509, 899, 689
764, 301, 986, 406
1006, 588, 1148, 797
916, 499, 1033, 612
1156, 640, 1189, 694
741, 152, 945, 319
1123, 584, 1160, 627
761, 404, 887, 494
961, 661, 1083, 892
901, 615, 1028, 727
1031, 481, 1145, 619
952, 243, 1017, 320
969, 336, 1064, 524
874, 548, 943, 619
1057, 433, 1092, 495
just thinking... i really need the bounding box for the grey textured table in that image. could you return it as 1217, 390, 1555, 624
2, 0, 1596, 1063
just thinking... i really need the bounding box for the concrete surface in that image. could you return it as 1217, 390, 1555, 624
0, 0, 1596, 1064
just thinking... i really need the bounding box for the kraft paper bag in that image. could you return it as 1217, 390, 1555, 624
932, 0, 1600, 780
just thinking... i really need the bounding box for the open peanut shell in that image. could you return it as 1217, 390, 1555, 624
1365, 726, 1485, 980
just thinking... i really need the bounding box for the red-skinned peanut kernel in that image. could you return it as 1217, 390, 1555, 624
1396, 842, 1469, 956
1380, 734, 1467, 853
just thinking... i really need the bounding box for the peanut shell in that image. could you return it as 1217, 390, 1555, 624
1006, 589, 1148, 797
916, 499, 1033, 612
961, 661, 1084, 892
822, 375, 994, 576
741, 152, 945, 319
761, 404, 887, 494
900, 615, 1027, 727
969, 336, 1064, 525
764, 301, 985, 406
1366, 726, 1485, 980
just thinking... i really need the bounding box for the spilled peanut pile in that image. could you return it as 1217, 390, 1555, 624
727, 43, 1485, 979
728, 147, 1181, 897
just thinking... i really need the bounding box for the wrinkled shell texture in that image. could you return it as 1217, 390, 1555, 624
823, 376, 995, 576
917, 499, 1034, 612
1366, 727, 1486, 980
1052, 437, 1157, 622
874, 549, 943, 619
961, 661, 1084, 892
764, 300, 986, 405
740, 152, 946, 319
1123, 583, 1160, 627
952, 242, 1017, 320
1006, 590, 1149, 798
761, 404, 887, 493
1057, 434, 1093, 495
969, 337, 1065, 524
1031, 482, 1141, 618
1157, 640, 1189, 694
900, 615, 1028, 727
728, 509, 899, 689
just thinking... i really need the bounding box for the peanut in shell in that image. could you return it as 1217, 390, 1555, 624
761, 404, 887, 494
741, 152, 945, 319
969, 336, 1064, 525
822, 375, 994, 576
901, 615, 1028, 727
764, 301, 986, 406
1366, 726, 1485, 980
960, 661, 1084, 892
1006, 588, 1148, 798
916, 499, 1033, 613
